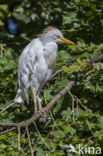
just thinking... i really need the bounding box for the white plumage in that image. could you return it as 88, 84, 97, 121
14, 26, 74, 113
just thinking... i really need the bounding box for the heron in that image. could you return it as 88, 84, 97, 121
14, 26, 75, 114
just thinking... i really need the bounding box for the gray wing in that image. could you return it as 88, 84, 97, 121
18, 38, 39, 78
15, 38, 45, 103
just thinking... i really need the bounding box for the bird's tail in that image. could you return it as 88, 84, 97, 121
14, 89, 23, 103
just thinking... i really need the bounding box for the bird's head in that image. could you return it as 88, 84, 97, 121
40, 26, 75, 45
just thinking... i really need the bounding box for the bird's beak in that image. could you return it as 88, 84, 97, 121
58, 37, 75, 45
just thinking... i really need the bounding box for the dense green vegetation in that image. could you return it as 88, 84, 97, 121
0, 0, 103, 155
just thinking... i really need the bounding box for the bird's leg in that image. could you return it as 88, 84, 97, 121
32, 89, 37, 114
37, 95, 47, 122
37, 95, 42, 110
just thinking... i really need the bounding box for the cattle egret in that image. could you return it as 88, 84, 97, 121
14, 26, 75, 113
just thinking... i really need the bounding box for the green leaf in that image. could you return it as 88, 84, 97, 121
4, 61, 17, 70
0, 5, 8, 12
0, 20, 4, 26
62, 65, 80, 74
0, 57, 7, 65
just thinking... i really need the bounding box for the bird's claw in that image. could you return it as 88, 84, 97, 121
39, 108, 47, 122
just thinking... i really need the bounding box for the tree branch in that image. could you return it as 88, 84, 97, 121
18, 126, 21, 150
87, 53, 103, 63
0, 127, 16, 134
0, 73, 77, 128
26, 126, 34, 156
0, 102, 15, 114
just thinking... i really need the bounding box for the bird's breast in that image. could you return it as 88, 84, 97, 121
43, 42, 58, 69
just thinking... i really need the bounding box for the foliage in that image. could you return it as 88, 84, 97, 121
0, 0, 103, 155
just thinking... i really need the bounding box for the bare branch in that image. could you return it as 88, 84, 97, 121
33, 121, 51, 150
0, 102, 15, 114
18, 126, 21, 150
0, 74, 77, 128
49, 110, 67, 139
0, 127, 16, 135
51, 69, 63, 79
68, 91, 75, 122
0, 122, 18, 127
26, 126, 34, 156
87, 53, 103, 63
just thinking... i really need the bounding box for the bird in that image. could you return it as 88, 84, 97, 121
8, 18, 20, 34
14, 26, 75, 114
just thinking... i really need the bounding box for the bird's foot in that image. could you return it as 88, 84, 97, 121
39, 108, 47, 123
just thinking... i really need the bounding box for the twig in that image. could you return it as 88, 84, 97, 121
33, 121, 51, 151
87, 53, 103, 63
0, 102, 15, 114
0, 127, 16, 135
49, 110, 67, 139
0, 73, 77, 128
18, 126, 21, 150
26, 126, 34, 156
51, 69, 63, 79
68, 91, 75, 122
74, 95, 87, 111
